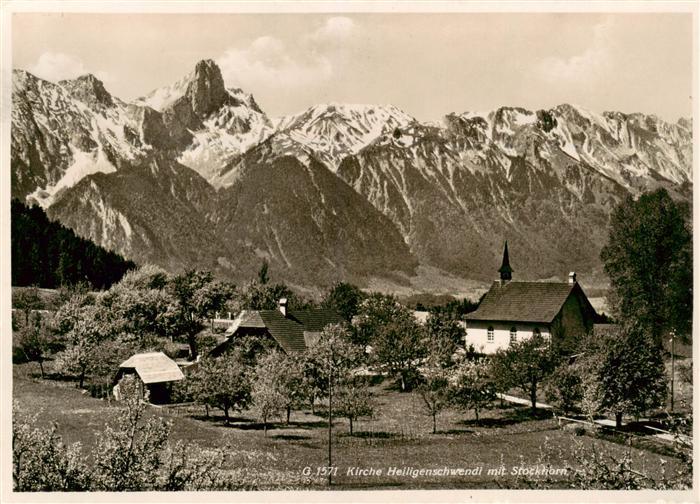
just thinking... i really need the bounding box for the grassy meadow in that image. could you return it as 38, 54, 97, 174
12, 360, 688, 490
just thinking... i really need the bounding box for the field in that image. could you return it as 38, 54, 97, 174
12, 361, 688, 490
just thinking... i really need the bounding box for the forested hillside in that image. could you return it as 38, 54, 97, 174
11, 199, 136, 289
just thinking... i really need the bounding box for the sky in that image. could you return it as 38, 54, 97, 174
11, 12, 694, 122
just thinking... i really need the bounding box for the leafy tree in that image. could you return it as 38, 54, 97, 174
277, 353, 309, 423
162, 270, 234, 359
424, 312, 464, 367
373, 316, 426, 392
353, 292, 410, 347
302, 323, 364, 413
321, 282, 365, 323
189, 352, 251, 425
53, 304, 114, 388
584, 324, 667, 428
335, 376, 374, 435
251, 350, 289, 435
12, 401, 90, 491
489, 334, 556, 414
544, 362, 583, 416
429, 296, 480, 320
240, 280, 313, 311
13, 286, 43, 326
17, 313, 55, 378
13, 382, 230, 491
449, 358, 496, 422
417, 363, 450, 434
601, 188, 692, 345
92, 376, 171, 490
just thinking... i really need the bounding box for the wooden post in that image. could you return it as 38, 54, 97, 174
670, 331, 675, 412
327, 346, 333, 487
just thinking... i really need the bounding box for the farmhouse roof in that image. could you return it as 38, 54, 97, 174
258, 309, 343, 353
119, 352, 184, 384
224, 309, 266, 335
465, 281, 586, 324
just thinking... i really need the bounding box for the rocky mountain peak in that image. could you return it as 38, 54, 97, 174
185, 59, 228, 118
59, 74, 115, 108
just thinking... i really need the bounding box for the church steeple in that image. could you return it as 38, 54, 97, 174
498, 241, 513, 282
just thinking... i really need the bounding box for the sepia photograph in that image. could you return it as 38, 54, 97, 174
0, 1, 696, 501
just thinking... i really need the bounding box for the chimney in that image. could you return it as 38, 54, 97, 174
278, 298, 288, 317
568, 272, 577, 285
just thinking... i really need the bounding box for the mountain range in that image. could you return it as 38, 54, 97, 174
11, 59, 693, 294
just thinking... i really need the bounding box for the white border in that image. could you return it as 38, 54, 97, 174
0, 2, 697, 503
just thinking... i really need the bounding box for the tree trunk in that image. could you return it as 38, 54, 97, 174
311, 395, 316, 415
38, 360, 44, 379
263, 420, 268, 437
400, 374, 406, 392
432, 412, 437, 434
530, 385, 537, 414
224, 405, 230, 425
615, 412, 623, 429
286, 406, 291, 424
79, 368, 85, 389
475, 407, 479, 422
205, 404, 209, 418
188, 333, 198, 361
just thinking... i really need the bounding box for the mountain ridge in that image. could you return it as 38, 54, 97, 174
11, 60, 693, 291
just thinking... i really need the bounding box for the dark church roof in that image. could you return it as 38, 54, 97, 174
222, 308, 343, 353
465, 281, 587, 324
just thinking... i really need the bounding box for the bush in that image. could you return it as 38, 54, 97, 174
13, 378, 231, 491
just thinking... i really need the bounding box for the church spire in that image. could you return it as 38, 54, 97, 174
498, 241, 513, 282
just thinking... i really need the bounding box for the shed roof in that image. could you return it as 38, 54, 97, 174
465, 281, 585, 324
119, 352, 184, 384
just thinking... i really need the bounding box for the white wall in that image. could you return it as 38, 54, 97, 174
465, 321, 550, 354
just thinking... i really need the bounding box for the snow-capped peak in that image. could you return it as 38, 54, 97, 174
273, 103, 415, 170
133, 69, 194, 112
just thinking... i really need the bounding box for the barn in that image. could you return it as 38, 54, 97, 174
464, 243, 597, 354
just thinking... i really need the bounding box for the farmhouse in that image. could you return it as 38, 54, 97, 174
465, 243, 597, 354
114, 352, 184, 404
210, 298, 344, 355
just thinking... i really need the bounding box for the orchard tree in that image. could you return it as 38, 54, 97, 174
373, 316, 426, 392
277, 353, 309, 423
17, 313, 54, 378
601, 188, 692, 345
92, 376, 170, 491
162, 270, 234, 359
12, 401, 90, 491
449, 358, 496, 422
489, 334, 556, 414
544, 362, 583, 416
586, 324, 667, 428
353, 293, 410, 347
190, 352, 251, 424
418, 362, 450, 434
424, 312, 465, 368
98, 266, 171, 339
53, 304, 112, 388
335, 376, 374, 435
321, 282, 365, 323
251, 350, 289, 435
13, 286, 43, 326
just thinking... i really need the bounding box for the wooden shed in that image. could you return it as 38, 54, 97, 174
114, 352, 184, 404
